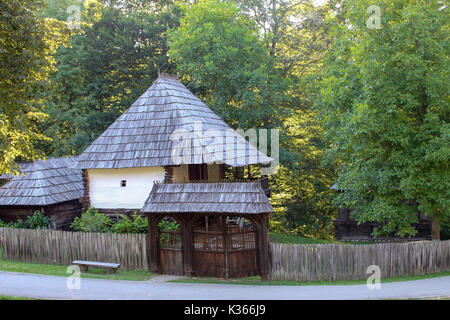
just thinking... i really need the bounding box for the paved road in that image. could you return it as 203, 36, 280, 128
0, 271, 449, 300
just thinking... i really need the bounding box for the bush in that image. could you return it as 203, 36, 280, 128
112, 213, 148, 234
69, 210, 181, 234
158, 218, 179, 231
0, 211, 50, 229
71, 207, 113, 233
26, 211, 50, 229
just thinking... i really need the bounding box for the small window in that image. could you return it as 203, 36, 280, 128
120, 180, 127, 187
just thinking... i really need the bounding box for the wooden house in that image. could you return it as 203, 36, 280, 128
75, 73, 272, 215
75, 73, 274, 279
0, 157, 83, 230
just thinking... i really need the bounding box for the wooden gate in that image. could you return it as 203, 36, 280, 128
159, 230, 183, 275
192, 225, 258, 278
227, 226, 259, 278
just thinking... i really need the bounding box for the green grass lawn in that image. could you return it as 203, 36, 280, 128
0, 295, 41, 300
170, 271, 450, 286
0, 257, 156, 281
269, 232, 336, 244
269, 232, 374, 245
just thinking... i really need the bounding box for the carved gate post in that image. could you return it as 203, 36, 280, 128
181, 214, 198, 277
147, 214, 160, 273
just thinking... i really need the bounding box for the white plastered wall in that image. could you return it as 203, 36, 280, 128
88, 167, 165, 209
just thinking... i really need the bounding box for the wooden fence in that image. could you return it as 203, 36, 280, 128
0, 227, 148, 270
270, 241, 450, 281
1, 227, 449, 280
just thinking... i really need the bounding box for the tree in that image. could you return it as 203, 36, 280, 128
317, 0, 449, 239
234, 0, 341, 237
168, 0, 290, 130
38, 0, 180, 156
169, 0, 342, 237
0, 0, 69, 174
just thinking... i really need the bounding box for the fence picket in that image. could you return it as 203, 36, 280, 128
269, 241, 449, 282
0, 227, 149, 270
0, 227, 448, 279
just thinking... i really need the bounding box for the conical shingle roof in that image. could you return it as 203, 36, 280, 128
0, 157, 83, 206
75, 74, 272, 169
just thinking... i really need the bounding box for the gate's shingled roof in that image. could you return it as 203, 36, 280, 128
0, 157, 83, 206
75, 74, 272, 169
141, 181, 273, 214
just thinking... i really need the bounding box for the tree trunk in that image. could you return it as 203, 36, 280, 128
431, 214, 440, 240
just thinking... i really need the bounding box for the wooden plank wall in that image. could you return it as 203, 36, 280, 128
270, 241, 450, 281
0, 227, 148, 270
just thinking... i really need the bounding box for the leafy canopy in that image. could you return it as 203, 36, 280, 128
169, 0, 290, 130
0, 0, 70, 174
318, 0, 449, 237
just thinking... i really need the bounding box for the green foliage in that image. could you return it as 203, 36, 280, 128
317, 0, 449, 237
38, 0, 180, 156
70, 209, 150, 234
71, 207, 113, 233
0, 211, 50, 229
25, 211, 51, 229
9, 219, 29, 229
158, 218, 180, 231
169, 0, 290, 130
0, 0, 70, 174
112, 213, 148, 234
6, 0, 445, 242
170, 0, 338, 237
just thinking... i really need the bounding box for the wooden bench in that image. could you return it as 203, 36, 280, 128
72, 260, 121, 274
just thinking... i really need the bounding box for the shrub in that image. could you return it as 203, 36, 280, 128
158, 218, 179, 231
9, 219, 28, 229
0, 211, 50, 229
112, 213, 148, 234
71, 207, 113, 233
26, 211, 50, 229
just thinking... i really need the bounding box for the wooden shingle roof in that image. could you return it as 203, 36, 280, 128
75, 74, 273, 169
0, 157, 83, 206
141, 181, 273, 214
0, 173, 14, 179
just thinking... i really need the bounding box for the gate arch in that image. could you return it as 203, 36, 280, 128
143, 181, 272, 281
147, 212, 270, 280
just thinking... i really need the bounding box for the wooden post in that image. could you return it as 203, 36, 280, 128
223, 216, 229, 279
219, 164, 225, 180
147, 214, 160, 273
81, 169, 90, 211
164, 166, 174, 183
255, 214, 270, 281
181, 214, 197, 277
